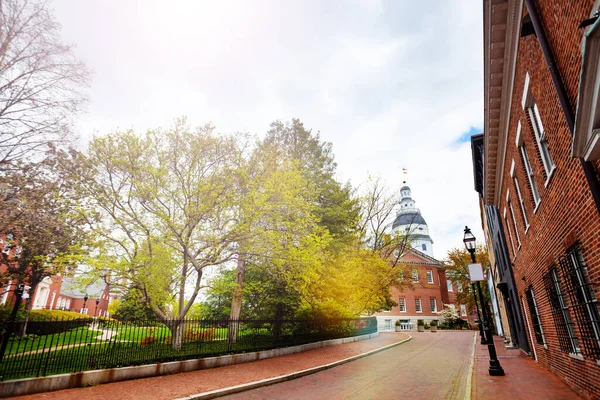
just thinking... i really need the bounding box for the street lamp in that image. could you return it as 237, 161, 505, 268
464, 227, 486, 344
83, 294, 89, 314
94, 298, 100, 317
463, 226, 504, 376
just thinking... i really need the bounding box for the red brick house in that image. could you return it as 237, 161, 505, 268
475, 0, 600, 397
374, 249, 447, 330
373, 184, 470, 330
1, 275, 111, 318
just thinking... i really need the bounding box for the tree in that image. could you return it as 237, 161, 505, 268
110, 290, 154, 321
0, 0, 89, 168
0, 152, 89, 332
263, 119, 360, 244
445, 246, 491, 311
75, 120, 242, 348
227, 137, 328, 340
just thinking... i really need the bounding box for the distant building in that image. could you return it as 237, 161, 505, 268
1, 274, 112, 318
392, 185, 434, 257
474, 0, 600, 397
374, 184, 469, 330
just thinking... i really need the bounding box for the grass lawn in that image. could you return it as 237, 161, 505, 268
5, 326, 103, 355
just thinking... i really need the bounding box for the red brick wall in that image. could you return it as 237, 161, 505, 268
383, 263, 443, 317
494, 1, 600, 398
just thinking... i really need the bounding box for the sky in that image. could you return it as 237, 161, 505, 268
51, 0, 485, 260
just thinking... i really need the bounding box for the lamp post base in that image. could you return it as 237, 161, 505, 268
488, 360, 505, 376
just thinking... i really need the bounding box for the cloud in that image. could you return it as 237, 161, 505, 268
52, 0, 485, 259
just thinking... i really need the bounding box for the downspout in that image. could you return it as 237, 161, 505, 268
525, 0, 600, 215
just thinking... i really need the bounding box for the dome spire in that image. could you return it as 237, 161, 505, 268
392, 177, 435, 257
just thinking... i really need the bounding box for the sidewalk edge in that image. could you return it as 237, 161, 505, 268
464, 332, 476, 400
177, 335, 413, 400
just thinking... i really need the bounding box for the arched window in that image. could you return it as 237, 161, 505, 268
422, 244, 427, 251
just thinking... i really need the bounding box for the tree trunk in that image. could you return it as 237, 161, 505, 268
170, 320, 185, 350
18, 286, 35, 337
228, 252, 245, 344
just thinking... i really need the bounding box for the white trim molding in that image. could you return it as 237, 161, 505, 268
483, 0, 524, 206
573, 18, 600, 161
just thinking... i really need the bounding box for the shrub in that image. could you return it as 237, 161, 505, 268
140, 336, 157, 346
29, 310, 92, 321
430, 320, 437, 327
395, 320, 401, 326
417, 319, 424, 326
424, 322, 430, 329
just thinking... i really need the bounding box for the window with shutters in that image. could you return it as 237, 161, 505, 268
525, 286, 545, 345
542, 268, 580, 354
557, 245, 600, 358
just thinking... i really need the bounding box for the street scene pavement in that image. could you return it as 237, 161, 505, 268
13, 331, 584, 400
220, 331, 473, 400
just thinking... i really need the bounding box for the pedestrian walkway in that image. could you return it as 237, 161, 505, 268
472, 335, 582, 399
15, 333, 410, 400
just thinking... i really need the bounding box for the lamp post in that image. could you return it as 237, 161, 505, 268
464, 229, 486, 345
82, 294, 89, 314
463, 226, 504, 376
94, 298, 100, 317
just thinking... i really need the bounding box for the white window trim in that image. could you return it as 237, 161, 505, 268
412, 269, 419, 283
508, 195, 521, 247
572, 17, 600, 161
522, 73, 556, 181
399, 297, 407, 313
447, 280, 453, 292
504, 208, 517, 258
519, 144, 541, 210
514, 176, 530, 232
460, 304, 467, 317
430, 298, 437, 313
426, 270, 434, 284
529, 104, 556, 180
415, 298, 422, 313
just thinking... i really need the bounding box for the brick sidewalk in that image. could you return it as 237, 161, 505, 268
472, 335, 582, 399
15, 333, 410, 400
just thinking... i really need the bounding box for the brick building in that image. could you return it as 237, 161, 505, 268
475, 0, 600, 397
374, 184, 470, 330
1, 275, 111, 318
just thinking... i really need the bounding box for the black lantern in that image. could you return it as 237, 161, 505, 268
94, 298, 100, 317
463, 226, 476, 255
83, 294, 89, 314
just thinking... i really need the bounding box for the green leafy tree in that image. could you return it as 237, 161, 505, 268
445, 246, 491, 312
74, 119, 242, 348
111, 290, 154, 321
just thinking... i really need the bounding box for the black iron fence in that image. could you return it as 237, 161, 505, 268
0, 316, 377, 381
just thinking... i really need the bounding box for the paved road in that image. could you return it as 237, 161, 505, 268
221, 331, 476, 400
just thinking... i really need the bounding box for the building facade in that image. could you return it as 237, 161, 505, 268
374, 184, 469, 330
1, 275, 111, 318
476, 1, 600, 397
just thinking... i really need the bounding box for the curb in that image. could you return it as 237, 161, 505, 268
464, 332, 477, 400
0, 332, 381, 398
177, 335, 413, 400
